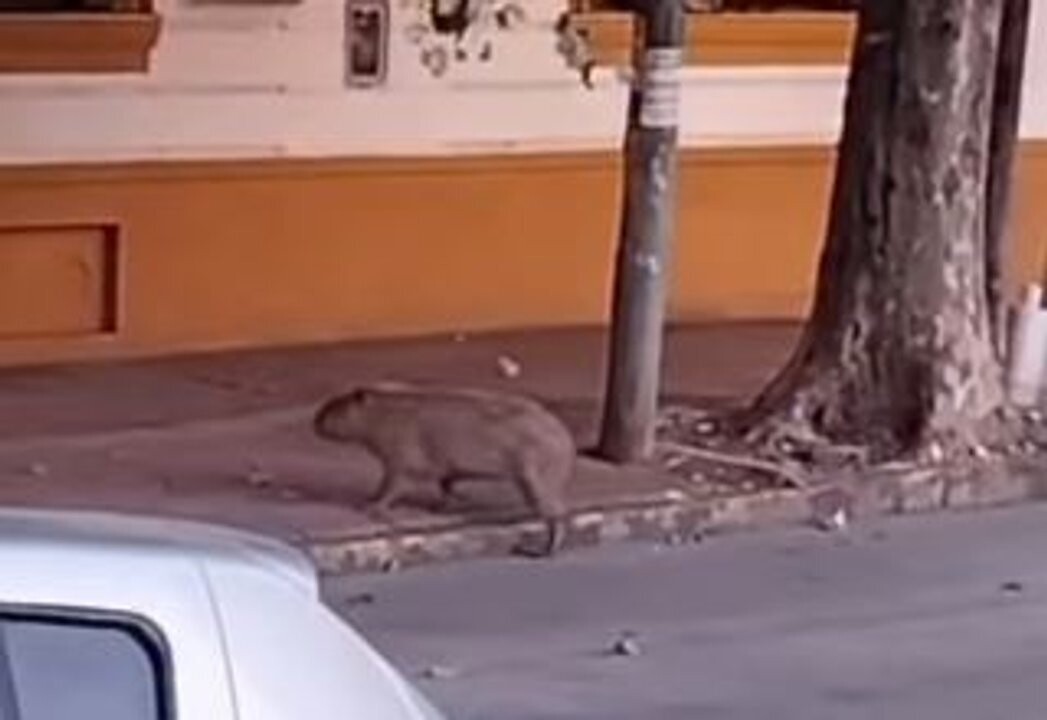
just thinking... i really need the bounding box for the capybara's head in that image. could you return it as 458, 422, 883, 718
313, 388, 371, 441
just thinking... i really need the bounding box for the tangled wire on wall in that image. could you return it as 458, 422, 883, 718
402, 0, 528, 77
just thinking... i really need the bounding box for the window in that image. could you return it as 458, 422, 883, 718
565, 0, 857, 67
706, 0, 858, 9
574, 0, 857, 13
0, 608, 172, 720
0, 0, 161, 74
0, 1, 142, 10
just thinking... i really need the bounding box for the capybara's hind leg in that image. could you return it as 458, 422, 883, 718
512, 468, 567, 558
438, 474, 470, 508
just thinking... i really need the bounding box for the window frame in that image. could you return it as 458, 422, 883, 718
0, 604, 176, 720
0, 1, 161, 74
565, 0, 856, 67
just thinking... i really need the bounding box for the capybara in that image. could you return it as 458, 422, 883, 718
313, 382, 575, 556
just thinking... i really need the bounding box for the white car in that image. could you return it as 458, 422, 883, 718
0, 508, 447, 720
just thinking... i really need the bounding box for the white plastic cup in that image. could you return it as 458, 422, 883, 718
1007, 284, 1047, 406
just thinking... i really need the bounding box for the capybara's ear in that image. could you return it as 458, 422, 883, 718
349, 387, 372, 404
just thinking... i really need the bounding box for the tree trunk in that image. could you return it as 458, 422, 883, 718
746, 0, 1007, 457
598, 0, 685, 464
985, 0, 1031, 357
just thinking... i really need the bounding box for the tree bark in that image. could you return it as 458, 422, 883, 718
745, 0, 1007, 457
598, 0, 685, 464
985, 0, 1031, 357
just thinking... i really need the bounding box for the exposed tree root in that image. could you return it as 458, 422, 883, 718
657, 440, 809, 489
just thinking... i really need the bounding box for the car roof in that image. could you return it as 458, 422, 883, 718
0, 508, 318, 596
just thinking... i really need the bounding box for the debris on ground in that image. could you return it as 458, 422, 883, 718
418, 664, 460, 681
809, 443, 868, 469
999, 581, 1025, 595
607, 630, 642, 658
969, 443, 990, 461
694, 420, 718, 435
656, 405, 715, 440
342, 592, 376, 608
926, 441, 945, 464
660, 529, 704, 548
244, 462, 276, 488
811, 506, 850, 533
808, 488, 853, 533
276, 487, 303, 501
662, 452, 688, 471
24, 462, 49, 479
654, 405, 822, 499
495, 355, 523, 379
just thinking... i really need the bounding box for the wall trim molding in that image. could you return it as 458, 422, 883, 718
0, 12, 161, 74
1, 141, 1044, 368
567, 11, 855, 68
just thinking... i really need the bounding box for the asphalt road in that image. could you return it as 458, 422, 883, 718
326, 503, 1047, 720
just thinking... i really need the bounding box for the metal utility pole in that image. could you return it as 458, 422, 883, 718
597, 0, 686, 464
986, 0, 1031, 356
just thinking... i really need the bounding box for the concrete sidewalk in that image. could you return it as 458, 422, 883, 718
0, 323, 795, 440
1, 322, 1041, 573
0, 324, 799, 569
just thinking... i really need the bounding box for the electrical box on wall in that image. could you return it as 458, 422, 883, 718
344, 0, 389, 87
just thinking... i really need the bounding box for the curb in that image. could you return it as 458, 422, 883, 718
305, 457, 1047, 575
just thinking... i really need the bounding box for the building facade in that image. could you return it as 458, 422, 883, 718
1, 1, 1045, 366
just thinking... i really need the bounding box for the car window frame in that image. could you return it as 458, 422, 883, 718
0, 604, 175, 720
0, 624, 19, 720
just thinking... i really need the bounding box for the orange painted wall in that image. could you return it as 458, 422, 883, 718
1, 144, 1045, 367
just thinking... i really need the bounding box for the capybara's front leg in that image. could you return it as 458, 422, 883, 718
367, 468, 412, 514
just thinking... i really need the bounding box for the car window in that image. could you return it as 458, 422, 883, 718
0, 610, 170, 720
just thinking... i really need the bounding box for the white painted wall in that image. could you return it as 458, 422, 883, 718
0, 0, 1043, 165
1021, 0, 1047, 138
